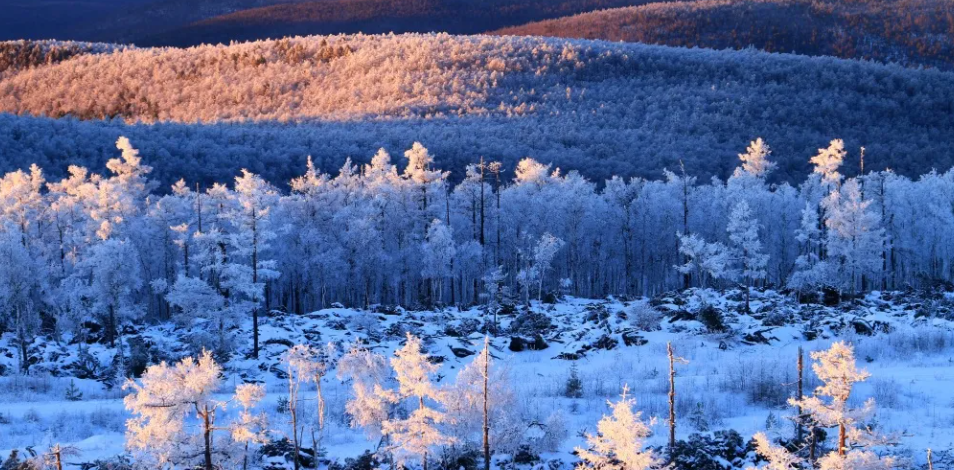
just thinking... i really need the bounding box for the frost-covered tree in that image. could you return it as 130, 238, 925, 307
727, 200, 768, 311
94, 137, 155, 240
747, 433, 802, 470
752, 343, 893, 470
791, 342, 871, 458
822, 180, 885, 294
421, 218, 456, 305
445, 337, 520, 469
676, 234, 730, 287
780, 342, 894, 470
124, 350, 225, 470
338, 341, 393, 440
789, 203, 830, 292
735, 138, 776, 179
283, 344, 315, 470
517, 233, 565, 303
227, 170, 280, 359
576, 385, 658, 470
0, 229, 45, 373
811, 139, 847, 190
67, 238, 143, 376
231, 383, 268, 470
383, 333, 455, 470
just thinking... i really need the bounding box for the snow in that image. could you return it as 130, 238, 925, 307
3, 289, 954, 467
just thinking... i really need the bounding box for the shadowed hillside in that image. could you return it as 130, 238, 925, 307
138, 0, 655, 46
494, 0, 954, 70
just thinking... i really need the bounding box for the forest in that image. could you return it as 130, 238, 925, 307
2, 35, 954, 190
1, 132, 950, 470
1, 133, 951, 367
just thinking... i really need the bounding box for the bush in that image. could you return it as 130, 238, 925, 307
564, 364, 583, 398
669, 430, 752, 470
698, 305, 726, 332
630, 303, 663, 331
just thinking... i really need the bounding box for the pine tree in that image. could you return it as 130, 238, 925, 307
752, 342, 894, 470
565, 363, 584, 398
576, 385, 658, 470
64, 379, 83, 401
736, 138, 777, 178
229, 170, 281, 359
823, 179, 885, 295
382, 333, 455, 470
727, 200, 768, 312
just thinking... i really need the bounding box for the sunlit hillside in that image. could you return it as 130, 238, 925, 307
1, 34, 953, 188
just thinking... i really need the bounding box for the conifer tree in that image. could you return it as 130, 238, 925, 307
576, 385, 658, 470
382, 333, 455, 470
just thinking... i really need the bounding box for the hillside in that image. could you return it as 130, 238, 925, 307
2, 34, 954, 187
137, 0, 654, 46
494, 0, 954, 71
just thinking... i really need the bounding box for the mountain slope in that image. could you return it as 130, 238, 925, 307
494, 0, 954, 70
138, 0, 655, 46
1, 34, 953, 188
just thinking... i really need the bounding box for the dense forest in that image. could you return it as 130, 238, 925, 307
1, 35, 954, 189
1, 134, 952, 367
495, 0, 954, 70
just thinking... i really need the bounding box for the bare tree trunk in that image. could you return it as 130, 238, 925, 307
290, 373, 301, 470
314, 374, 325, 462
420, 395, 428, 470
483, 337, 491, 470
201, 404, 214, 470
252, 207, 260, 359
796, 347, 804, 443
838, 422, 847, 457
668, 342, 677, 460
53, 445, 63, 470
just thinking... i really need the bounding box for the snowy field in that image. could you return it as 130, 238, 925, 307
3, 289, 954, 468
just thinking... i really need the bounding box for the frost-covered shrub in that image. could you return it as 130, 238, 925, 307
630, 303, 663, 331
511, 311, 553, 336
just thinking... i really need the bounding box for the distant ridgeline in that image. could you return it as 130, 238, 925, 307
0, 35, 953, 190
494, 0, 954, 72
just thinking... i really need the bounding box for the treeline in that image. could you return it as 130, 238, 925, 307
1, 135, 953, 372
2, 35, 954, 188
0, 40, 127, 76
495, 0, 954, 71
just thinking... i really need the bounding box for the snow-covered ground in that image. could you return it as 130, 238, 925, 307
3, 289, 954, 468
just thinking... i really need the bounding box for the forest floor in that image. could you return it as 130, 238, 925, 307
2, 288, 954, 468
